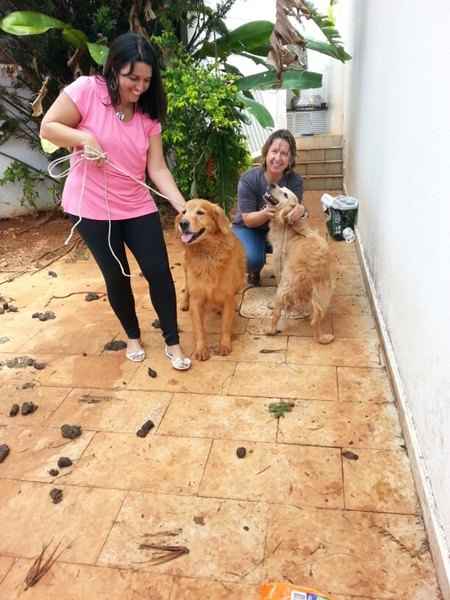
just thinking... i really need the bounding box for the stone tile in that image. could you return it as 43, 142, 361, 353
338, 367, 395, 402
177, 309, 247, 335
334, 597, 379, 600
228, 362, 337, 401
0, 385, 69, 427
246, 315, 333, 338
239, 286, 275, 320
0, 329, 39, 354
199, 440, 343, 508
47, 388, 172, 434
0, 353, 55, 387
331, 294, 371, 317
47, 295, 116, 326
333, 596, 380, 600
278, 400, 404, 450
63, 432, 211, 495
287, 337, 383, 368
170, 577, 259, 599
331, 243, 360, 266
36, 354, 140, 389
343, 448, 419, 514
263, 505, 440, 598
0, 559, 173, 599
158, 394, 276, 443
332, 313, 378, 339
213, 333, 287, 363
180, 333, 287, 363
0, 425, 95, 483
128, 359, 236, 395
0, 479, 125, 564
0, 556, 14, 585
334, 265, 366, 296
0, 308, 51, 340
21, 321, 121, 355
98, 492, 268, 583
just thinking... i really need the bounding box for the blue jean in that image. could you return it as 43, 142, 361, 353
232, 225, 269, 274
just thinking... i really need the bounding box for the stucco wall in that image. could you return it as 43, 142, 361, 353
334, 0, 450, 576
0, 74, 57, 217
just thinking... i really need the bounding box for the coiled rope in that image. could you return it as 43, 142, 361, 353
48, 146, 169, 277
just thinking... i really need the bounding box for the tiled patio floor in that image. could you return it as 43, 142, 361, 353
0, 192, 441, 599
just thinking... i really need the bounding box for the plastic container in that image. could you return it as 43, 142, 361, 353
320, 194, 359, 241
260, 581, 333, 600
342, 227, 356, 243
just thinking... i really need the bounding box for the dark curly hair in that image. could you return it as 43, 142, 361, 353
261, 128, 297, 172
102, 32, 167, 123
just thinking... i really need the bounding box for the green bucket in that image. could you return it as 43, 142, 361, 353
325, 206, 358, 240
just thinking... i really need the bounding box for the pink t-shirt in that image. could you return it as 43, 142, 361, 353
61, 75, 161, 220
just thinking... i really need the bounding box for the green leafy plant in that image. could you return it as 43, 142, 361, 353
162, 54, 251, 213
0, 159, 61, 210
268, 401, 295, 419
0, 1, 351, 216
0, 3, 351, 126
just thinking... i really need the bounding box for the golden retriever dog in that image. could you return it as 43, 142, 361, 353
267, 184, 335, 344
176, 199, 246, 360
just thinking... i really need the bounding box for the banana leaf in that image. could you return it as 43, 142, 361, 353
87, 42, 109, 66
0, 11, 65, 35
1, 10, 108, 66
305, 38, 351, 62
238, 93, 274, 128
62, 28, 88, 48
237, 69, 322, 92
194, 20, 273, 59
303, 1, 348, 56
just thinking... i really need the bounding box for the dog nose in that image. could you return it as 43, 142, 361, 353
270, 183, 276, 189
179, 219, 190, 232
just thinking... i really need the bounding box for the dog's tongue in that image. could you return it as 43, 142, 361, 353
181, 232, 195, 244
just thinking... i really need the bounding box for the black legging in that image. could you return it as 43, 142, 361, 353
69, 212, 179, 345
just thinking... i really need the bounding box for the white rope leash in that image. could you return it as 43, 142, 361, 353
48, 146, 169, 278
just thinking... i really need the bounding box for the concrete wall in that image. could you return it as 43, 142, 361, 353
331, 0, 450, 593
0, 75, 57, 217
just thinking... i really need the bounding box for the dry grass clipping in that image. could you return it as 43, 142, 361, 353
24, 540, 65, 589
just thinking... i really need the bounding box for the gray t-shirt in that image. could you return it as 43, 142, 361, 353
232, 166, 303, 231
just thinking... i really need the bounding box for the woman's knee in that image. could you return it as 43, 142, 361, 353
103, 267, 132, 294
141, 262, 172, 284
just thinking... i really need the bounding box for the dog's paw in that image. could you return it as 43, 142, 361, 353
267, 328, 281, 336
318, 333, 334, 345
218, 342, 232, 356
194, 346, 210, 361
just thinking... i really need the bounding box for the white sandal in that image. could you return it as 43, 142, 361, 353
165, 346, 192, 371
126, 349, 146, 362
126, 341, 146, 362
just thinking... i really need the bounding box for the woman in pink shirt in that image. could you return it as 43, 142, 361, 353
40, 32, 191, 369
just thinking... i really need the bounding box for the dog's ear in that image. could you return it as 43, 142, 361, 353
212, 204, 231, 235
174, 212, 181, 237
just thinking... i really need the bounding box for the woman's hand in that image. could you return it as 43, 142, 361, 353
262, 204, 277, 222
287, 203, 306, 224
82, 134, 106, 166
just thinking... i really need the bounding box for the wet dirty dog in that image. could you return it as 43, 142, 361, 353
266, 184, 335, 344
176, 199, 246, 360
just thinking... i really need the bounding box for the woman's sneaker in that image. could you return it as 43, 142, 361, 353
247, 272, 261, 287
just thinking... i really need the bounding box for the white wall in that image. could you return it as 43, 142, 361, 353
334, 0, 450, 593
0, 75, 57, 217
0, 138, 56, 218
